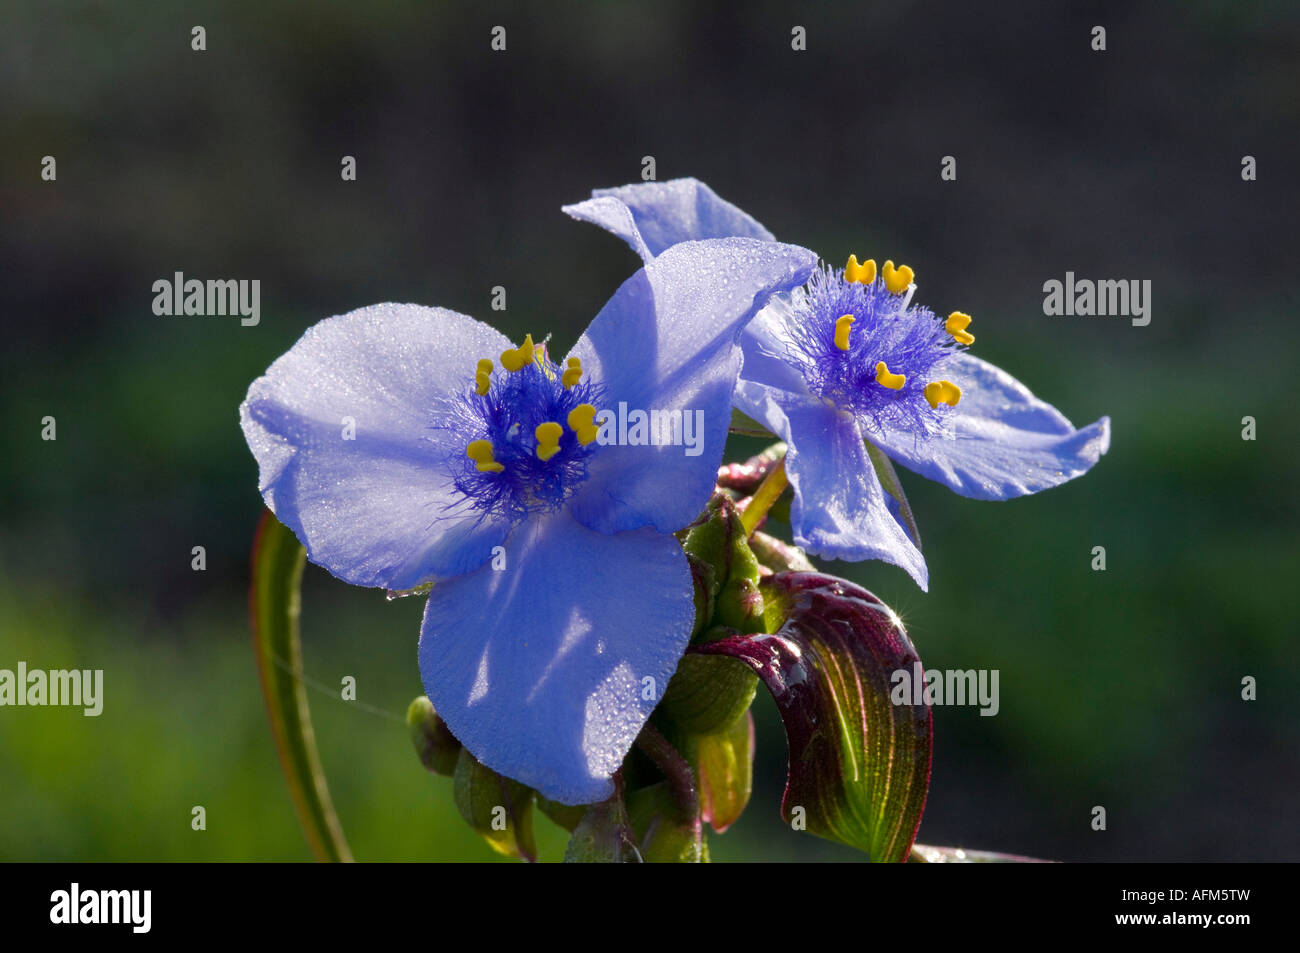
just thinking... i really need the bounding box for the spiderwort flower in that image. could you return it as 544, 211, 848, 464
239, 238, 816, 804
565, 179, 1110, 590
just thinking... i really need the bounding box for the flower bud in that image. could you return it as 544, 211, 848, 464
715, 442, 786, 494
406, 695, 461, 776
749, 530, 815, 573
685, 554, 716, 641
659, 651, 757, 735
693, 709, 755, 834
452, 748, 537, 862
563, 795, 642, 863
681, 494, 764, 636
626, 782, 707, 863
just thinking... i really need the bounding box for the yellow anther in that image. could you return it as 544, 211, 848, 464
534, 421, 563, 461
499, 333, 536, 372
567, 403, 599, 445
562, 356, 583, 389
924, 380, 962, 409
833, 314, 855, 351
875, 361, 907, 390
466, 439, 505, 473
945, 311, 975, 346
844, 255, 877, 284
882, 260, 914, 294
474, 359, 493, 396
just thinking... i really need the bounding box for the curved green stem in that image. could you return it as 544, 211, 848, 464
249, 510, 353, 862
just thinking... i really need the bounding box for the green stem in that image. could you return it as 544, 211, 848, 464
740, 454, 788, 537
636, 724, 700, 827
250, 510, 353, 862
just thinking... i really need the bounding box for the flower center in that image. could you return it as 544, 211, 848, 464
438, 334, 605, 523
780, 257, 970, 438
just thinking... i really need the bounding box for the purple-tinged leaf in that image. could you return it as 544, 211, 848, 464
693, 571, 932, 862
909, 843, 1053, 863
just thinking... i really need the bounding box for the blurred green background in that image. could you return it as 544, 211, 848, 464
2, 0, 1297, 861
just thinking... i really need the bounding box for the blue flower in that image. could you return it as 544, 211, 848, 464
240, 237, 816, 804
565, 179, 1110, 591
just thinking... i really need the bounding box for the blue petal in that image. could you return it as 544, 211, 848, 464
870, 353, 1111, 501
737, 294, 815, 396
563, 178, 774, 262
418, 509, 694, 805
561, 195, 655, 263
240, 303, 514, 590
565, 237, 817, 535
735, 381, 929, 590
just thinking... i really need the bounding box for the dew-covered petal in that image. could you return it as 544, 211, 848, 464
870, 352, 1111, 501
418, 509, 694, 806
566, 237, 816, 535
735, 381, 929, 590
564, 178, 804, 392
563, 178, 775, 263
560, 195, 655, 262
737, 294, 813, 396
240, 303, 514, 589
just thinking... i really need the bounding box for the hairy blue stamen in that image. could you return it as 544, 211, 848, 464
434, 345, 605, 523
781, 264, 965, 438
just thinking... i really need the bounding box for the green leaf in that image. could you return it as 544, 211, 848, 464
694, 571, 932, 862
453, 748, 538, 862
864, 441, 922, 550
728, 407, 776, 438
249, 509, 353, 862
909, 844, 1053, 863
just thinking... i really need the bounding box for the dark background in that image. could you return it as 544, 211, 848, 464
2, 0, 1296, 861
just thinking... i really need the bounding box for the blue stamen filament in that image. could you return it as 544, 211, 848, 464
433, 337, 605, 523
780, 260, 970, 439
